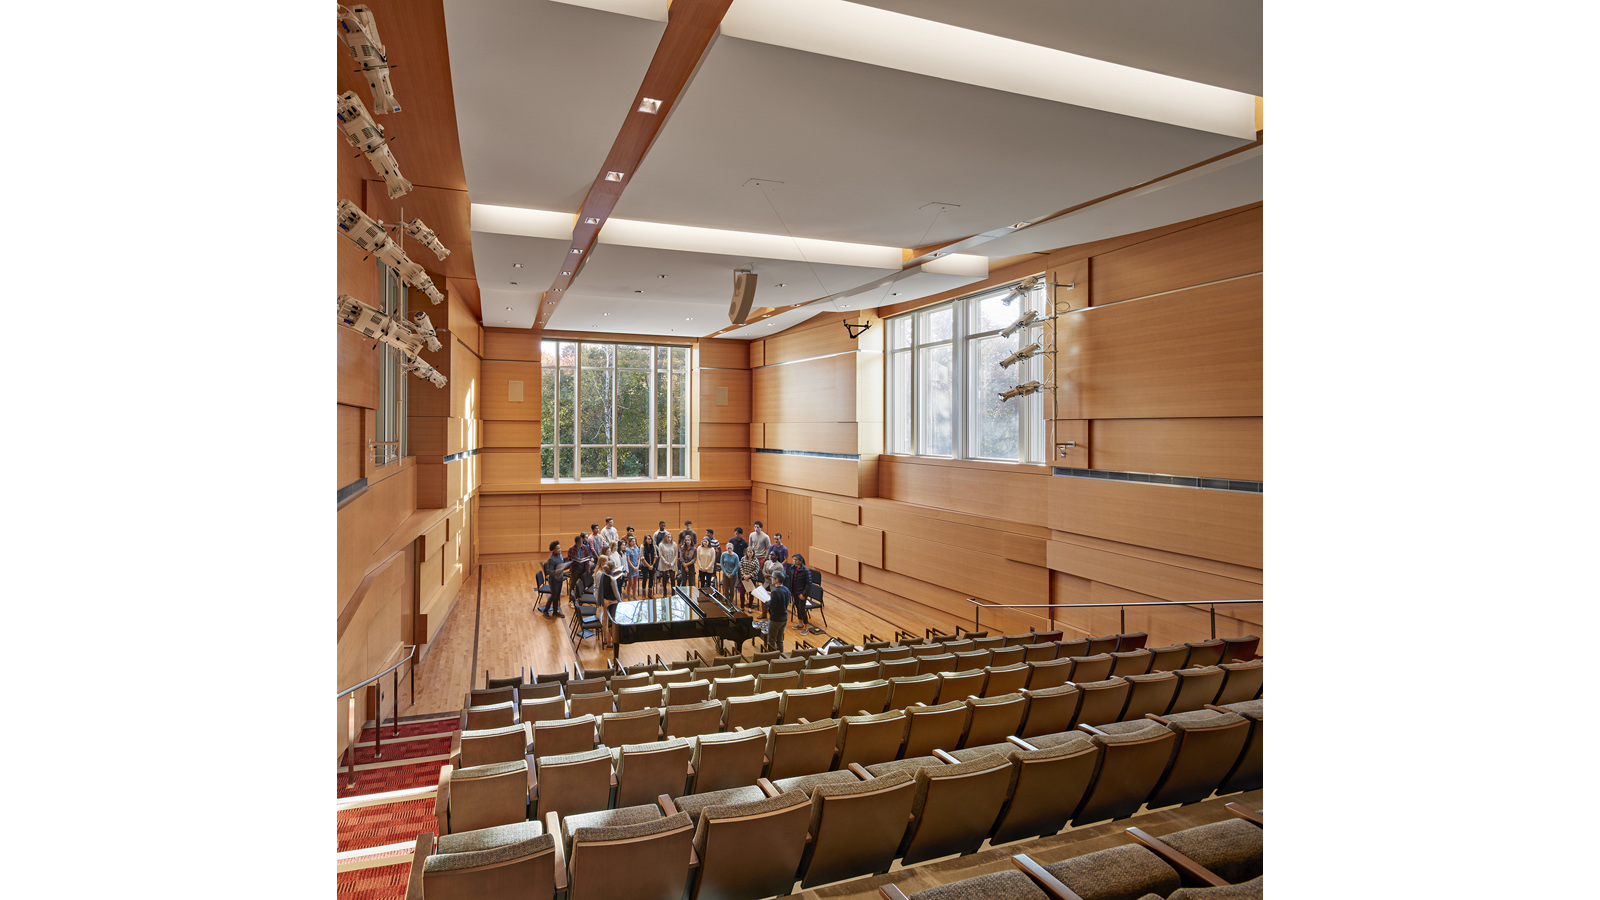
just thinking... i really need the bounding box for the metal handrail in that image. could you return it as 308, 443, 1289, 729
337, 644, 418, 788
967, 598, 1263, 639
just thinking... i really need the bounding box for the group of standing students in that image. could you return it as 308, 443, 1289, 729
537, 516, 821, 649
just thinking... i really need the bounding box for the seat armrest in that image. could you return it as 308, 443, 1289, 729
931, 749, 960, 764
1127, 827, 1228, 887
1225, 802, 1264, 826
449, 730, 462, 766
546, 811, 568, 890
658, 793, 679, 815
1012, 853, 1087, 900
757, 777, 780, 797
433, 765, 452, 835
1143, 713, 1172, 725
403, 833, 432, 900
847, 763, 872, 780
526, 753, 539, 798
878, 885, 913, 900
1075, 723, 1106, 736
1005, 735, 1038, 751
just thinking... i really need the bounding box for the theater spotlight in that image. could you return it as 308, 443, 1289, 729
401, 354, 448, 388
999, 309, 1039, 339
1001, 275, 1039, 305
336, 5, 400, 114
336, 200, 445, 304
405, 217, 451, 261
998, 342, 1041, 369
336, 91, 410, 199
998, 381, 1043, 402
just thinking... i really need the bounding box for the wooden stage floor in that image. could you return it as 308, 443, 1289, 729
401, 561, 919, 717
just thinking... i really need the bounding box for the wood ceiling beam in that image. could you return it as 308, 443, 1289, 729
535, 0, 735, 329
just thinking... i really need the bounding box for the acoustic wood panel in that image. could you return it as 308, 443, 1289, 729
882, 532, 1048, 605
415, 462, 444, 509
860, 502, 1047, 567
1048, 257, 1091, 311
749, 423, 765, 449
446, 289, 482, 357
812, 497, 860, 524
482, 328, 541, 361
762, 316, 862, 366
808, 547, 837, 574
1046, 539, 1262, 604
753, 355, 856, 423
1088, 417, 1262, 481
765, 490, 813, 567
1054, 275, 1261, 420
337, 328, 380, 410
337, 463, 417, 611
481, 450, 542, 485
423, 519, 447, 559
812, 516, 884, 569
698, 448, 752, 482
749, 340, 765, 368
698, 369, 751, 424
483, 421, 542, 448
837, 555, 861, 582
761, 422, 860, 455
1049, 419, 1089, 468
480, 360, 542, 421
1091, 205, 1262, 305
338, 404, 364, 488
751, 453, 860, 497
1048, 476, 1262, 569
856, 564, 1047, 637
877, 456, 1051, 523
698, 423, 749, 449
698, 338, 751, 369
480, 504, 542, 556
1048, 531, 1262, 586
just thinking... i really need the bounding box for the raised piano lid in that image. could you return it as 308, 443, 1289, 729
611, 593, 699, 626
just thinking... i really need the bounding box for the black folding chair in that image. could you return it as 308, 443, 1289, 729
802, 567, 827, 632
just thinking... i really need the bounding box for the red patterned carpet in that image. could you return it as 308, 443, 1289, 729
356, 718, 458, 742
347, 734, 453, 766
336, 759, 447, 799
336, 860, 413, 899
338, 798, 438, 853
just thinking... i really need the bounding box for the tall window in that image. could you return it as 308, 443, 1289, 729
373, 261, 407, 467
541, 341, 690, 480
886, 280, 1046, 463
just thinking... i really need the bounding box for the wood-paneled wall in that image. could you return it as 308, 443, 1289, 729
744, 204, 1264, 651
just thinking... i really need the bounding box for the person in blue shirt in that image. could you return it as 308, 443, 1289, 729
623, 534, 642, 600
719, 544, 740, 599
770, 534, 789, 565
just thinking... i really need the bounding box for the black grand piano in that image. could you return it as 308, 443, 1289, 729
608, 585, 758, 660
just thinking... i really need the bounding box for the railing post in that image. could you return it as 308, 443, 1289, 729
410, 651, 416, 708
393, 666, 401, 736
1120, 606, 1126, 633
974, 602, 981, 633
1209, 604, 1216, 640
346, 695, 357, 789
373, 683, 383, 760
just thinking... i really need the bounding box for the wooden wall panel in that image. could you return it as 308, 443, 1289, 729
1054, 275, 1261, 420
762, 422, 860, 455
698, 448, 751, 482
752, 356, 856, 423
483, 421, 542, 448
482, 329, 540, 361
860, 502, 1046, 567
698, 369, 752, 424
447, 289, 482, 357
335, 555, 407, 756
698, 423, 749, 448
808, 547, 837, 574
812, 497, 860, 524
480, 504, 542, 555
362, 181, 475, 282
882, 533, 1048, 605
763, 316, 862, 366
1091, 205, 1262, 305
699, 339, 752, 369
450, 338, 481, 422
480, 360, 541, 421
337, 328, 380, 409
482, 450, 542, 485
877, 457, 1052, 523
856, 565, 1047, 637
751, 453, 860, 497
765, 490, 813, 567
1045, 539, 1261, 603
812, 516, 884, 569
415, 463, 444, 509
837, 555, 860, 582
749, 340, 766, 368
337, 464, 417, 610
1089, 417, 1262, 481
1048, 477, 1262, 569
1047, 258, 1091, 311
749, 423, 765, 449
337, 404, 363, 488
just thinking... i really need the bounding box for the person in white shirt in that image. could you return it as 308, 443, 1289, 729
600, 517, 619, 548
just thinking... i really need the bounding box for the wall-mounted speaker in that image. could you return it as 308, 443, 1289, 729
729, 271, 758, 325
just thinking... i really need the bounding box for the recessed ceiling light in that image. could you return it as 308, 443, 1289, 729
505, 306, 512, 311
891, 292, 901, 296
583, 216, 599, 225
1011, 222, 1027, 229
933, 252, 944, 257
569, 248, 582, 254
657, 274, 667, 279
604, 171, 625, 182
554, 287, 563, 291
512, 262, 523, 268
602, 312, 609, 316
561, 271, 571, 276
510, 281, 518, 285
638, 98, 662, 114
685, 317, 693, 321
776, 283, 786, 287
634, 290, 643, 294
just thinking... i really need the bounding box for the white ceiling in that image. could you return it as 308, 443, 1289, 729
444, 0, 1263, 338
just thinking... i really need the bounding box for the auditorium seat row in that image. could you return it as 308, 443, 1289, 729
412, 710, 1262, 900
879, 807, 1263, 899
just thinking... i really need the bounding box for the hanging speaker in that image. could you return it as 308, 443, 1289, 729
729, 271, 758, 325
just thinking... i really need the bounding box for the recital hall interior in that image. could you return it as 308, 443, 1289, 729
335, 2, 1265, 899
